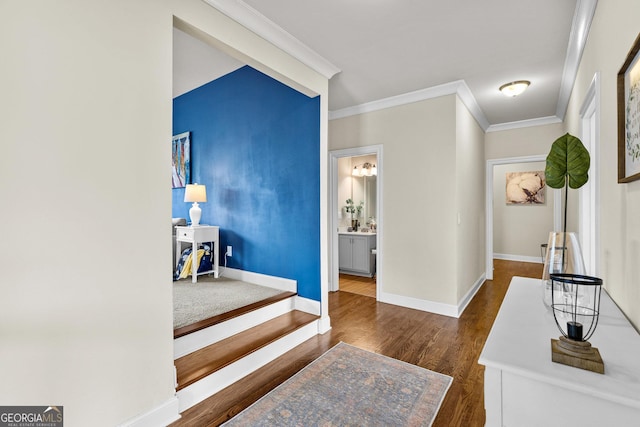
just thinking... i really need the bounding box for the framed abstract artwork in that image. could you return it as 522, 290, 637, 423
617, 33, 640, 183
505, 171, 545, 205
172, 132, 191, 188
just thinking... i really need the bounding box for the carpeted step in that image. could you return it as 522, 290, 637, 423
175, 310, 319, 392
174, 291, 296, 338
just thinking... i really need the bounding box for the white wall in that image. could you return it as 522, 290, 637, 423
455, 97, 486, 301
0, 0, 328, 425
493, 161, 553, 261
330, 95, 463, 306
485, 123, 565, 160
564, 0, 640, 329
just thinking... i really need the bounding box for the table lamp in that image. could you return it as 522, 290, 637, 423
184, 183, 207, 226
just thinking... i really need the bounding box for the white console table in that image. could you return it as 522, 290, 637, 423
175, 225, 219, 283
479, 276, 640, 427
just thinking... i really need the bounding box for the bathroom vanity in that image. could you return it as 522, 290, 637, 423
338, 232, 376, 277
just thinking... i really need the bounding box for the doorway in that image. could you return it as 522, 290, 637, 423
485, 155, 562, 280
329, 145, 383, 298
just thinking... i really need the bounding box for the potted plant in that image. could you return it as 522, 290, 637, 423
542, 132, 591, 304
544, 133, 605, 371
345, 198, 364, 231
545, 132, 591, 235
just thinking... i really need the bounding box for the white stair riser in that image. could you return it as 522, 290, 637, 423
174, 298, 295, 359
177, 320, 319, 412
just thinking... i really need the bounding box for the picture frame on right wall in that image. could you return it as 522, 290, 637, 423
617, 33, 640, 183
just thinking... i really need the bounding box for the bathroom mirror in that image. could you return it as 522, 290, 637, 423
339, 154, 377, 229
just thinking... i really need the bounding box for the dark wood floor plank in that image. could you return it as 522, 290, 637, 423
171, 259, 543, 427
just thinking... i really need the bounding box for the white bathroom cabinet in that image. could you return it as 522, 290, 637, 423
338, 233, 376, 277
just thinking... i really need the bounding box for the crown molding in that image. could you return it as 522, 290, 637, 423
329, 80, 491, 131
201, 0, 340, 79
556, 0, 598, 119
486, 115, 563, 133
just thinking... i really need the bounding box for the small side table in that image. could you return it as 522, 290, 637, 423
175, 225, 220, 283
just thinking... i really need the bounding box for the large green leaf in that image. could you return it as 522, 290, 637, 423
545, 133, 590, 189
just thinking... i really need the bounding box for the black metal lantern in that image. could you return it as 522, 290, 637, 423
550, 273, 604, 374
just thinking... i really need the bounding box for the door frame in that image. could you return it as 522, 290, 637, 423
485, 155, 561, 280
578, 72, 600, 276
329, 145, 383, 297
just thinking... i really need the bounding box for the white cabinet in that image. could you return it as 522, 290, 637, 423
479, 277, 640, 427
338, 233, 376, 277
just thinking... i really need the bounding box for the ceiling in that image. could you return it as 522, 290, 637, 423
175, 0, 597, 130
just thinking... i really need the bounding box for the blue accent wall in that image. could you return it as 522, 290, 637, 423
172, 66, 321, 301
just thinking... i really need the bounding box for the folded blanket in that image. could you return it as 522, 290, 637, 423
178, 249, 206, 280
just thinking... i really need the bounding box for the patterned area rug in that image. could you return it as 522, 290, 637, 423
223, 342, 452, 426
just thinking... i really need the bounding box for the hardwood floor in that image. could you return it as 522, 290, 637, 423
171, 259, 542, 426
339, 273, 376, 298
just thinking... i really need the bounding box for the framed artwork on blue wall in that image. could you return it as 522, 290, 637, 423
172, 131, 191, 188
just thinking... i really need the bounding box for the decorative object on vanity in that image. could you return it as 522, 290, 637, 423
549, 273, 604, 374
184, 183, 207, 226
505, 171, 545, 204
345, 198, 363, 231
351, 162, 377, 177
542, 133, 591, 304
172, 131, 191, 188
617, 32, 640, 183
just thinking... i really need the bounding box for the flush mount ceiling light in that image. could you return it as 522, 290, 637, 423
499, 80, 531, 97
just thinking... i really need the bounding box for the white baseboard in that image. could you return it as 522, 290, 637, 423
494, 253, 543, 264
223, 267, 297, 292
379, 273, 487, 319
317, 316, 332, 334
294, 295, 321, 316
177, 320, 319, 412
456, 273, 486, 317
174, 297, 295, 359
117, 396, 180, 427
379, 292, 459, 318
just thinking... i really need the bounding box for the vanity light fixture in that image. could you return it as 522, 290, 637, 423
499, 80, 530, 97
352, 162, 377, 177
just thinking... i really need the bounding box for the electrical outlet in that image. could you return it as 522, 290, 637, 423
226, 245, 232, 257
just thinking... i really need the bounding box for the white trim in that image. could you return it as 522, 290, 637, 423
174, 297, 295, 359
329, 145, 384, 301
456, 274, 487, 317
329, 80, 490, 131
200, 0, 340, 79
117, 397, 180, 427
485, 155, 561, 280
317, 315, 332, 334
222, 267, 296, 292
578, 72, 601, 276
379, 292, 459, 318
486, 116, 562, 133
294, 295, 321, 316
177, 320, 319, 412
556, 0, 598, 120
494, 253, 544, 264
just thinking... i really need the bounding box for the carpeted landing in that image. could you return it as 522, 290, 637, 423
173, 276, 285, 329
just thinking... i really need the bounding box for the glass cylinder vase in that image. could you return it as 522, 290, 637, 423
542, 232, 586, 308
